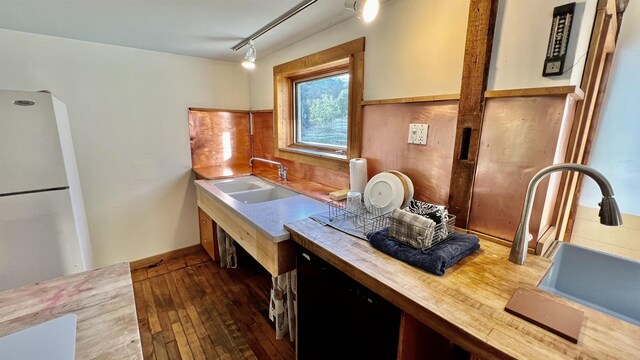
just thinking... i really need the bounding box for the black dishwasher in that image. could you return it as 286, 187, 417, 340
296, 246, 401, 359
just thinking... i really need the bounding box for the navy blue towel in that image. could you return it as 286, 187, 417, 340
367, 228, 480, 276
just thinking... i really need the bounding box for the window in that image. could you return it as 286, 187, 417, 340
294, 72, 350, 151
273, 38, 365, 172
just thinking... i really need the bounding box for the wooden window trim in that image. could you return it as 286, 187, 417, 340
273, 38, 365, 173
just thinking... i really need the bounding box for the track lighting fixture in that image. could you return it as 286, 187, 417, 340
232, 1, 319, 69
241, 40, 256, 70
345, 0, 380, 23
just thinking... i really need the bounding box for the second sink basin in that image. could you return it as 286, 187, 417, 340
214, 178, 273, 193
212, 176, 299, 204
538, 242, 640, 326
229, 187, 298, 204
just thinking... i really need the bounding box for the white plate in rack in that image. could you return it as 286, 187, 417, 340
363, 173, 405, 214
386, 170, 414, 208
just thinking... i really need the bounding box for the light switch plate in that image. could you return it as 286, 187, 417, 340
408, 123, 428, 145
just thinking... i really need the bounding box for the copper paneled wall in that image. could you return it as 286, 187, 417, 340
186, 95, 573, 248
361, 102, 458, 205
252, 103, 458, 205
468, 96, 568, 242
188, 110, 251, 168
189, 97, 572, 246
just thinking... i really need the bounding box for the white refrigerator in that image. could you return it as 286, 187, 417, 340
0, 90, 93, 291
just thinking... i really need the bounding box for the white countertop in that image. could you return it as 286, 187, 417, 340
194, 176, 327, 242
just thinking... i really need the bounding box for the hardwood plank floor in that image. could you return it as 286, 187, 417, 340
132, 247, 295, 360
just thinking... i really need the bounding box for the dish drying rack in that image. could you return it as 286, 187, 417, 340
327, 200, 390, 235
327, 200, 456, 251
388, 215, 456, 251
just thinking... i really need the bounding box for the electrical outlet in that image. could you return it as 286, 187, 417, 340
416, 124, 428, 145
407, 124, 417, 143
408, 123, 428, 145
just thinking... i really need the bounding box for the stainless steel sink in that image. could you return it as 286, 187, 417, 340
538, 242, 640, 326
194, 176, 326, 242
228, 187, 298, 204
214, 178, 273, 193
211, 176, 298, 204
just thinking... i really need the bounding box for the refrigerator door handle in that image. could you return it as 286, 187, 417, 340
0, 186, 70, 198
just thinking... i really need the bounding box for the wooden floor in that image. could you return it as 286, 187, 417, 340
131, 247, 295, 360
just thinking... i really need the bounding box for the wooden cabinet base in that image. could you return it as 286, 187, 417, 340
196, 187, 295, 276
398, 313, 472, 360
198, 207, 219, 261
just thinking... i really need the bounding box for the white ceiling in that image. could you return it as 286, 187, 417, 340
0, 0, 355, 62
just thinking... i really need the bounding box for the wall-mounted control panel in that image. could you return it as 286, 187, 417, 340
408, 123, 428, 145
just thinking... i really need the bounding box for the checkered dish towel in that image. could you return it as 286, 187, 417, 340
388, 208, 436, 249
404, 200, 450, 240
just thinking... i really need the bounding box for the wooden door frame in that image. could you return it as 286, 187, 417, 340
448, 0, 621, 240
546, 0, 622, 252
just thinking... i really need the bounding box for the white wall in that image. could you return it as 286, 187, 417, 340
0, 29, 250, 266
489, 0, 597, 90
579, 1, 640, 215
249, 0, 470, 109
250, 0, 598, 109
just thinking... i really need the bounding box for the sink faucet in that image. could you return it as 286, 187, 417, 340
249, 157, 288, 181
510, 163, 623, 265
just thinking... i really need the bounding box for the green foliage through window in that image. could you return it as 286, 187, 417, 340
295, 73, 349, 148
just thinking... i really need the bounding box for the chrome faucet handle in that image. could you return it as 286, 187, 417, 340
281, 167, 288, 182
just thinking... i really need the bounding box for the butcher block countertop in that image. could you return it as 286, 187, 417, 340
0, 263, 142, 359
192, 164, 253, 180
285, 218, 640, 360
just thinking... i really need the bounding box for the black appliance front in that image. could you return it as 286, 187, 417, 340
296, 246, 401, 359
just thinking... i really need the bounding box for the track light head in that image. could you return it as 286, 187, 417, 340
345, 0, 379, 23
242, 40, 256, 70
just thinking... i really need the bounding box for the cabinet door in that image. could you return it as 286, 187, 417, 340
198, 207, 218, 261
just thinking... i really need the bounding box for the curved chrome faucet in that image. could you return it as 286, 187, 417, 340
510, 163, 623, 265
249, 157, 288, 181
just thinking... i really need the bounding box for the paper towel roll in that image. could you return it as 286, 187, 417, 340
349, 158, 368, 193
